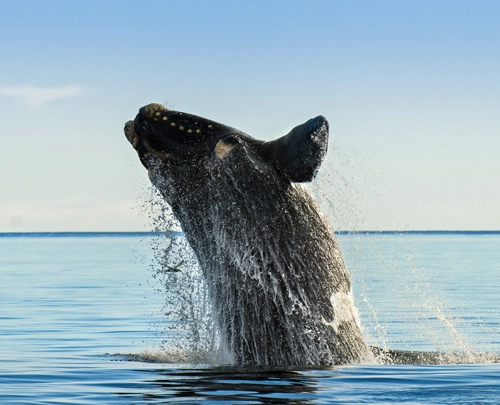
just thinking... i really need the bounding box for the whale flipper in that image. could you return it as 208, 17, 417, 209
257, 116, 329, 183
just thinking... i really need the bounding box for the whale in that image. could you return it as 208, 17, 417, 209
124, 103, 370, 365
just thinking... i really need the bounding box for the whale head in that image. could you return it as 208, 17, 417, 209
125, 103, 329, 187
124, 103, 250, 166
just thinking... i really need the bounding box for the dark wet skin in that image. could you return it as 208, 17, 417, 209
124, 104, 500, 366
124, 103, 367, 366
125, 103, 242, 164
125, 103, 328, 182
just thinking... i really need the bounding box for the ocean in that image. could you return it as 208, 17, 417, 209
1, 232, 499, 404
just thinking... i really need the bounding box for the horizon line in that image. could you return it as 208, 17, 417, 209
1, 230, 500, 237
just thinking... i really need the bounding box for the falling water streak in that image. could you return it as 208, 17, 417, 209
397, 252, 477, 359
137, 186, 221, 361
133, 143, 493, 365
361, 279, 389, 350
309, 146, 486, 363
135, 140, 371, 365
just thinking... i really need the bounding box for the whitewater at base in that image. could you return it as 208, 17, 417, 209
118, 347, 500, 366
134, 202, 500, 367
2, 232, 499, 405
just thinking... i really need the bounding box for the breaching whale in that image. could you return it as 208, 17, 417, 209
124, 103, 370, 365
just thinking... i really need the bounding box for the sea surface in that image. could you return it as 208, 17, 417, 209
1, 232, 499, 404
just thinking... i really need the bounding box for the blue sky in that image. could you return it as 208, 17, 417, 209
1, 0, 499, 231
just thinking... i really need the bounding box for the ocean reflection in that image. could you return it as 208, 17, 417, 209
120, 365, 327, 404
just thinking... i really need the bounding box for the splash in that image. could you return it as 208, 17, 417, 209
308, 147, 498, 365
138, 178, 369, 365
132, 141, 496, 366
138, 187, 225, 361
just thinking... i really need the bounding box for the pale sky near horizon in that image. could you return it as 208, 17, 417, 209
1, 0, 499, 231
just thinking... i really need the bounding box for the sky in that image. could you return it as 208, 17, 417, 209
0, 0, 499, 231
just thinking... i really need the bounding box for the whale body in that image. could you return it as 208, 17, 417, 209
125, 103, 369, 365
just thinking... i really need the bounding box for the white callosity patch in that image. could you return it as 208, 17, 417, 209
214, 139, 235, 159
143, 103, 166, 118
124, 120, 140, 148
